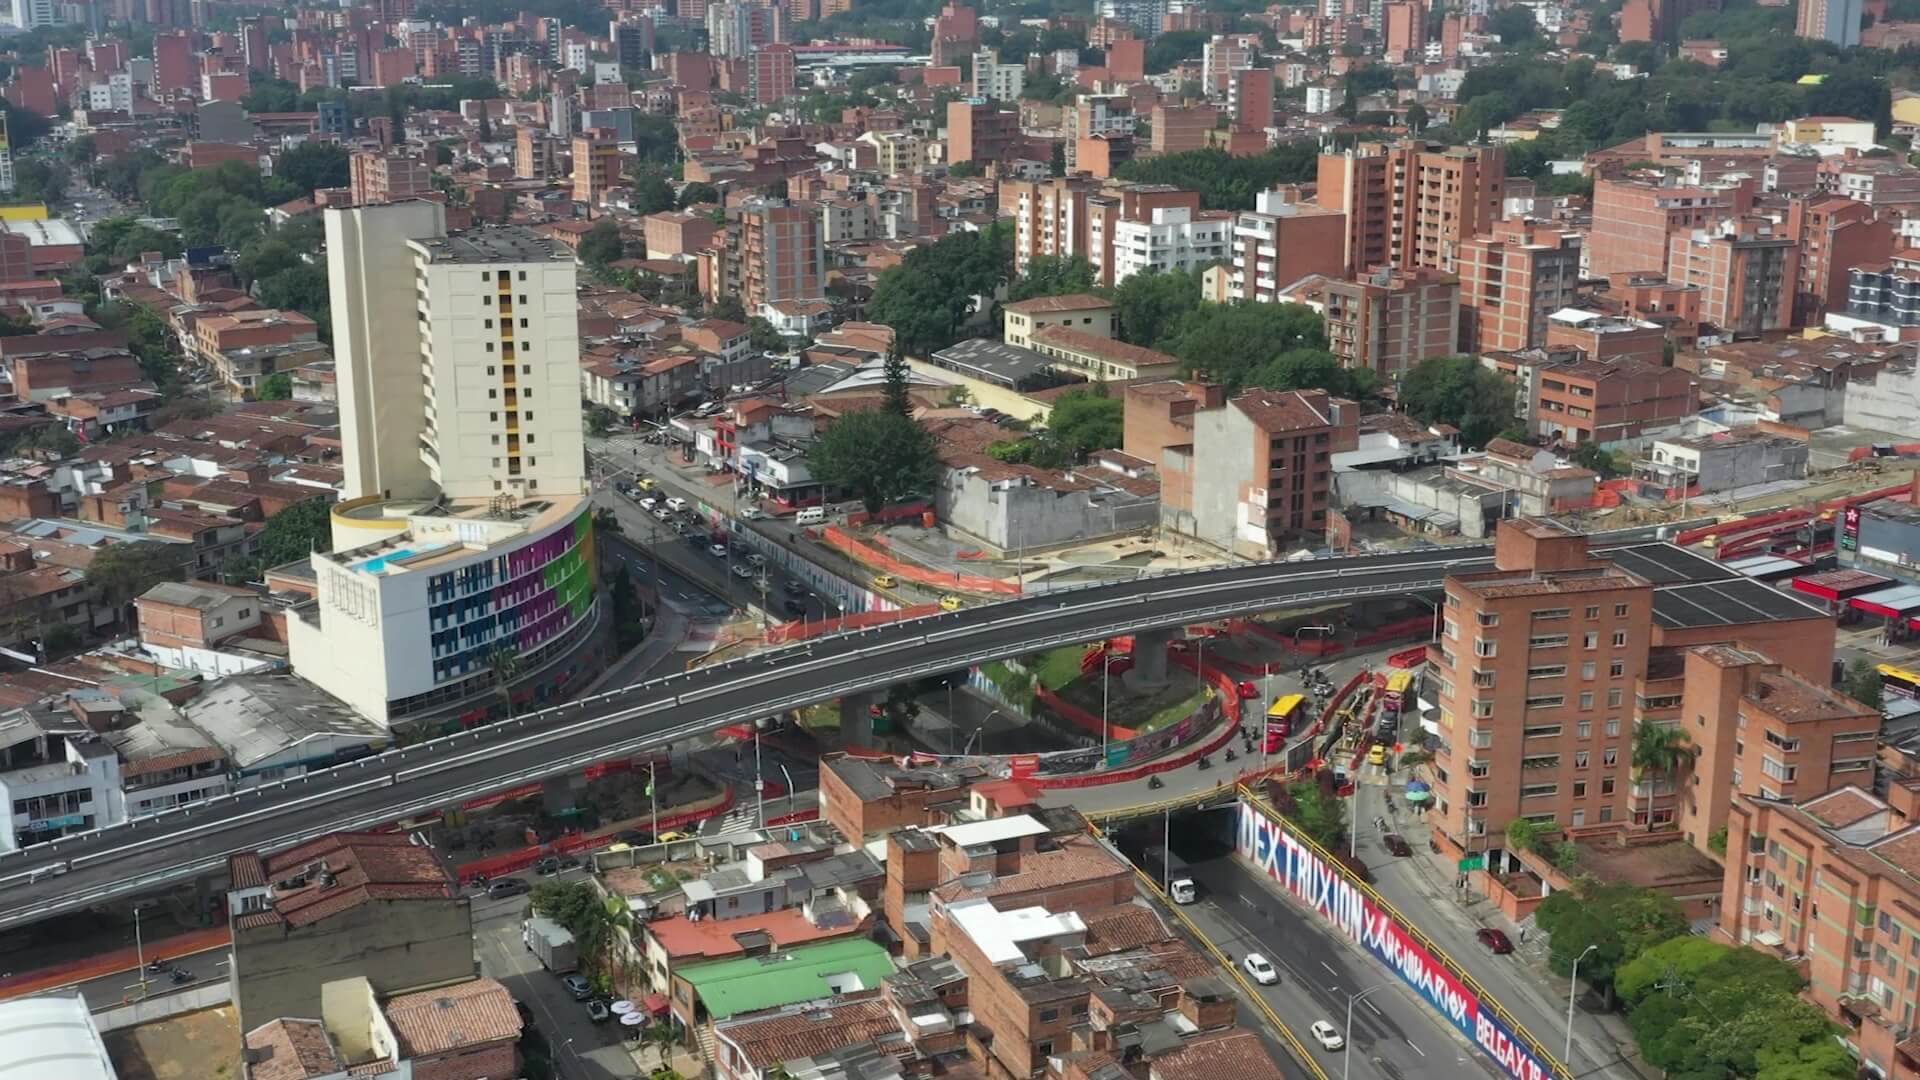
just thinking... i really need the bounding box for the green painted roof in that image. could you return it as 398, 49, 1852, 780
681, 937, 894, 1019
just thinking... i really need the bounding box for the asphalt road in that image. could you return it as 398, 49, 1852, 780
68, 944, 229, 1010
0, 531, 1681, 931
471, 884, 640, 1080
1181, 851, 1493, 1080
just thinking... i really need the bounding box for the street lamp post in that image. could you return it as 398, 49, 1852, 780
1343, 985, 1391, 1080
1566, 942, 1600, 1065
1100, 653, 1123, 763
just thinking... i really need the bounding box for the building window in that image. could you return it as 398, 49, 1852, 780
1612, 631, 1627, 647
1609, 660, 1625, 677
1585, 606, 1599, 619
1615, 604, 1629, 617
1529, 634, 1569, 649
1580, 691, 1594, 710
1577, 720, 1591, 738
1523, 724, 1562, 738
1582, 661, 1596, 679
1603, 747, 1619, 767
1605, 718, 1620, 737
1608, 688, 1623, 707
1584, 632, 1598, 649
1601, 778, 1616, 795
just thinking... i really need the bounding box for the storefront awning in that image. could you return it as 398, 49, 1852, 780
1854, 583, 1920, 619
1793, 568, 1891, 601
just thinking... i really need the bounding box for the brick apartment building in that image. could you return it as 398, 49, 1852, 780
1126, 381, 1357, 557
1541, 310, 1668, 367
571, 128, 624, 205
1786, 194, 1895, 326
1529, 358, 1696, 446
192, 309, 322, 395
946, 99, 1019, 164
820, 754, 994, 842
733, 198, 825, 312
1586, 176, 1754, 281
1315, 139, 1504, 276
1426, 520, 1837, 872
1002, 177, 1198, 282
1665, 216, 1798, 337
348, 151, 431, 206
1720, 783, 1920, 1079
1314, 266, 1461, 380
1457, 220, 1583, 354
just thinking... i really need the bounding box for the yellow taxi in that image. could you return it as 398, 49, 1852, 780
939, 594, 963, 611
872, 574, 897, 589
656, 830, 691, 843
1368, 744, 1388, 767
635, 476, 655, 491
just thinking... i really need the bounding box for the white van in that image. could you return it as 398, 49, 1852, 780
795, 507, 826, 525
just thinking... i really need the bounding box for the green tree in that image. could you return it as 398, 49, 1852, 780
1009, 254, 1095, 302
1570, 442, 1624, 478
1279, 779, 1346, 849
882, 343, 912, 417
488, 647, 523, 719
747, 317, 785, 353
676, 181, 719, 208
254, 498, 334, 568
1108, 268, 1201, 348
577, 219, 625, 268
87, 542, 188, 611
257, 372, 293, 400
1490, 5, 1537, 44
810, 408, 940, 513
1249, 347, 1374, 399
586, 404, 619, 436
868, 223, 1010, 354
1405, 101, 1428, 133
1614, 935, 1731, 1004
630, 167, 676, 214
1115, 142, 1319, 210
1398, 355, 1516, 448
1048, 142, 1066, 177
1842, 656, 1884, 708
1504, 817, 1542, 853
1631, 723, 1694, 833
1043, 385, 1123, 459
277, 142, 350, 193
1159, 302, 1328, 392
609, 563, 646, 650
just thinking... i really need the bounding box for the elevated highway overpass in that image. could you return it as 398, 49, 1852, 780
0, 529, 1714, 931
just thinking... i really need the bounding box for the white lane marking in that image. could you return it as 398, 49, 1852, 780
1409, 1042, 1425, 1057
1366, 999, 1384, 1016
1320, 961, 1338, 976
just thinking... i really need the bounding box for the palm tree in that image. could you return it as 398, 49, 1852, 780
1631, 722, 1694, 833
488, 648, 523, 721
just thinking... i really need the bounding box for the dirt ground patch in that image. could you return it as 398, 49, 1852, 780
105, 1004, 241, 1080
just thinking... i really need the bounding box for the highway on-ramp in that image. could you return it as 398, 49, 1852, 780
6, 529, 1716, 932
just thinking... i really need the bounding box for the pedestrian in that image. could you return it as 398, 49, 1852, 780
1519, 928, 1528, 943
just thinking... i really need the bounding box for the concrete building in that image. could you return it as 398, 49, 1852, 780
1666, 216, 1798, 337
1098, 204, 1232, 286
1315, 139, 1505, 275
1796, 0, 1860, 45
514, 125, 559, 179
749, 43, 795, 105
1150, 103, 1218, 155
1456, 220, 1583, 355
1001, 293, 1117, 348
228, 831, 474, 1031
970, 47, 1023, 101
1128, 382, 1357, 557
305, 205, 599, 727
1637, 429, 1809, 494
1786, 194, 1894, 326
1205, 191, 1347, 304
348, 151, 431, 206
243, 976, 522, 1080
1065, 95, 1133, 171
0, 704, 125, 853
1313, 266, 1461, 381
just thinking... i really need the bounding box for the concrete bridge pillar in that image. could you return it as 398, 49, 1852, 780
1125, 628, 1175, 691
839, 691, 879, 747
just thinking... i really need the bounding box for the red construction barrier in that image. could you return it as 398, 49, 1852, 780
1027, 705, 1240, 789
0, 926, 233, 1002
822, 526, 1023, 595
462, 781, 543, 812
766, 807, 820, 826
1386, 646, 1427, 668
844, 501, 931, 527
1034, 684, 1140, 740
766, 603, 941, 643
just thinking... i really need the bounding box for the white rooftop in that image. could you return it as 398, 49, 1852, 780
0, 992, 116, 1080
930, 814, 1048, 849
944, 897, 1086, 965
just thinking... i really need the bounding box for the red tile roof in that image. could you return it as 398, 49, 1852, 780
384, 977, 522, 1056
258, 832, 454, 928
715, 995, 901, 1068
244, 1018, 343, 1080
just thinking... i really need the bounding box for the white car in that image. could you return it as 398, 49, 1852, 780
730, 563, 755, 579
708, 543, 729, 558
1309, 1021, 1345, 1051
665, 496, 688, 512
1243, 953, 1279, 985
740, 506, 765, 520
639, 496, 659, 510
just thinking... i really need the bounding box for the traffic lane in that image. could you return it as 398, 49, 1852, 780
73, 944, 229, 1009
0, 549, 1500, 919
474, 894, 633, 1080
599, 490, 819, 616
602, 532, 730, 618
1186, 855, 1488, 1080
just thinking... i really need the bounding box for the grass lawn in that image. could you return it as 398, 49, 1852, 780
1136, 688, 1209, 734
796, 703, 839, 731
1032, 646, 1088, 691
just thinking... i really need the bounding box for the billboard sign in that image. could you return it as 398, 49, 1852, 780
1238, 803, 1558, 1080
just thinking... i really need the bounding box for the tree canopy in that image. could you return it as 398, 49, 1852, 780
1397, 355, 1516, 448
1115, 143, 1320, 210
1009, 255, 1095, 302
1158, 302, 1333, 392
868, 222, 1010, 355
1108, 268, 1203, 349
810, 408, 941, 513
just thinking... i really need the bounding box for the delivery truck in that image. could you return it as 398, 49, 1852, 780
523, 916, 578, 973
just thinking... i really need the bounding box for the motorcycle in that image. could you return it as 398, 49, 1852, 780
1196, 755, 1212, 771
1147, 775, 1165, 790
169, 968, 194, 985
144, 959, 171, 975
1224, 748, 1237, 762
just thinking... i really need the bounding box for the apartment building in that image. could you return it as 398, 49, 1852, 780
1666, 216, 1798, 337
1796, 0, 1861, 45
1132, 382, 1358, 557
1530, 358, 1696, 446
347, 151, 431, 206
514, 125, 559, 179
571, 128, 623, 205
193, 310, 321, 396
1315, 266, 1461, 380
1586, 176, 1753, 281
1065, 94, 1133, 170
945, 99, 1018, 164
749, 43, 795, 105
1001, 293, 1117, 348
1150, 102, 1217, 154
1456, 220, 1583, 355
970, 47, 1023, 101
1098, 204, 1232, 285
1205, 191, 1346, 304
1720, 783, 1920, 1079
1786, 194, 1894, 325
1315, 139, 1504, 275
1426, 520, 1836, 864
1541, 310, 1667, 366
734, 197, 825, 313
